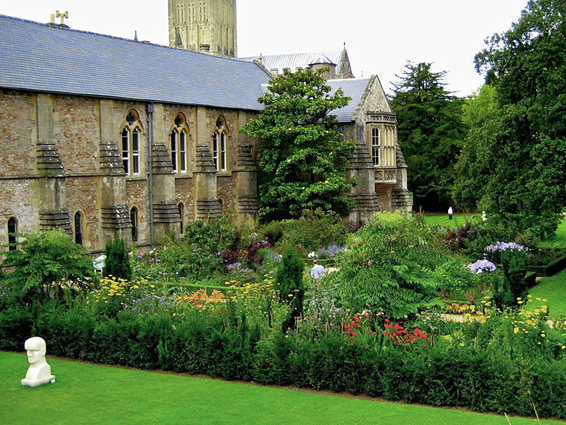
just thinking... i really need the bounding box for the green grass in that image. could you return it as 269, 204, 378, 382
423, 213, 480, 228
540, 218, 566, 249
527, 269, 566, 319
1, 352, 562, 425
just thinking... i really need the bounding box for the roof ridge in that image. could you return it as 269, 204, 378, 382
0, 13, 245, 64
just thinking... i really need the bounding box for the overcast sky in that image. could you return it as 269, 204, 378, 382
0, 0, 528, 96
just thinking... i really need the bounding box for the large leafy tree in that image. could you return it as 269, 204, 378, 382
241, 68, 355, 222
454, 0, 566, 236
390, 62, 466, 212
452, 84, 499, 210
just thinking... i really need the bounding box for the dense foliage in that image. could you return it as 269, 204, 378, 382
1, 214, 564, 419
274, 249, 304, 328
103, 238, 132, 281
454, 0, 566, 237
390, 62, 466, 211
327, 212, 459, 317
0, 229, 93, 300
240, 68, 356, 221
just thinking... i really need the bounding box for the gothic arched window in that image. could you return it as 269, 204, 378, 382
121, 110, 142, 176
213, 117, 227, 172
130, 207, 138, 242
7, 217, 17, 251
171, 114, 189, 174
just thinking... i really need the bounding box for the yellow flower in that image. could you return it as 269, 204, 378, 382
513, 327, 519, 334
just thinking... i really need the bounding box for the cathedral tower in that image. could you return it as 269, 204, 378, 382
168, 0, 237, 58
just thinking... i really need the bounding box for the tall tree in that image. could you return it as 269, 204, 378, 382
241, 68, 355, 221
452, 84, 499, 210
389, 62, 466, 212
455, 0, 566, 237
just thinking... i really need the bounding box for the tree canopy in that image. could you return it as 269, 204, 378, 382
389, 62, 466, 211
454, 0, 566, 237
240, 68, 355, 222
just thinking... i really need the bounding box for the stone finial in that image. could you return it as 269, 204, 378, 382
55, 11, 68, 25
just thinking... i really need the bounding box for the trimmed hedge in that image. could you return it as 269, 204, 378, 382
530, 255, 566, 277
2, 304, 565, 419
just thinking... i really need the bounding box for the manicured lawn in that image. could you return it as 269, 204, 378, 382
1, 352, 561, 425
540, 218, 566, 249
527, 269, 566, 319
423, 213, 480, 228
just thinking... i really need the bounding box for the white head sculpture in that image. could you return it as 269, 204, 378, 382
21, 337, 55, 387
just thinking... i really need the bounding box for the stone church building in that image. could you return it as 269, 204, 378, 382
0, 0, 411, 253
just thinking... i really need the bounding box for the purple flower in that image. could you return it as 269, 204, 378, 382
156, 259, 161, 264
485, 242, 529, 253
466, 259, 497, 274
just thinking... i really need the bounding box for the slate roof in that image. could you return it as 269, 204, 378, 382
0, 15, 373, 121
327, 78, 371, 122
240, 51, 344, 74
0, 15, 271, 111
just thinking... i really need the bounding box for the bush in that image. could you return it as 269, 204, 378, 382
103, 239, 132, 281
330, 212, 449, 317
0, 229, 94, 301
274, 249, 304, 329
275, 209, 348, 254
0, 305, 33, 351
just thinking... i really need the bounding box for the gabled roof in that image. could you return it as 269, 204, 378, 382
327, 78, 372, 122
0, 15, 271, 111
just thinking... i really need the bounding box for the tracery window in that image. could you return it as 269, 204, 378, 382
177, 4, 185, 24
213, 117, 227, 172
122, 110, 142, 176
171, 114, 189, 174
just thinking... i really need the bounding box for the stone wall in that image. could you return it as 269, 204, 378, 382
0, 90, 259, 252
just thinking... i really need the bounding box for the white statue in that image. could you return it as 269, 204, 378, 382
21, 337, 55, 387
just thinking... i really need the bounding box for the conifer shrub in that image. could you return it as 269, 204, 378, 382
274, 249, 304, 328
103, 238, 132, 281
